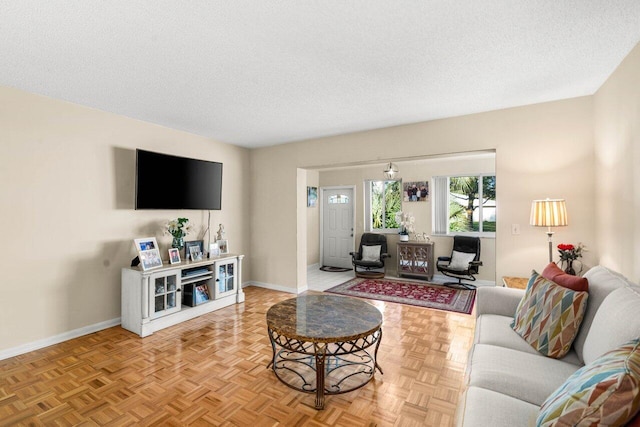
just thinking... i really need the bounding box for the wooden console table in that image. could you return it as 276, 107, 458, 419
397, 241, 434, 280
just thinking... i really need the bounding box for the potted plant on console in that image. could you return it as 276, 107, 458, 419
395, 211, 415, 242
166, 218, 192, 254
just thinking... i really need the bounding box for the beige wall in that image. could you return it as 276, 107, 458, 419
251, 96, 596, 290
594, 42, 640, 282
0, 86, 251, 353
317, 154, 496, 280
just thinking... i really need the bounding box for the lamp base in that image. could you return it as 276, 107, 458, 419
546, 229, 554, 263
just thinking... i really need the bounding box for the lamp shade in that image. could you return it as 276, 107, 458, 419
530, 199, 568, 227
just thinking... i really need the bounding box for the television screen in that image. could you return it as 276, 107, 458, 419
135, 149, 222, 210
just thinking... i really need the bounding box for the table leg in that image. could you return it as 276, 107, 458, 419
374, 328, 384, 375
266, 328, 276, 370
314, 343, 327, 409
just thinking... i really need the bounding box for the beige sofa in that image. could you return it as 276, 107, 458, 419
457, 266, 640, 426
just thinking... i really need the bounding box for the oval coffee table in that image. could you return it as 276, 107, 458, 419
266, 294, 383, 409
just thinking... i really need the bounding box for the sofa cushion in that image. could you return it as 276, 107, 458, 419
537, 339, 640, 427
582, 286, 640, 366
457, 386, 540, 427
475, 286, 524, 317
469, 344, 581, 406
511, 271, 588, 358
475, 314, 581, 365
542, 262, 589, 292
573, 266, 636, 364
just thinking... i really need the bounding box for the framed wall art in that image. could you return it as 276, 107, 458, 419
307, 186, 318, 207
403, 181, 429, 202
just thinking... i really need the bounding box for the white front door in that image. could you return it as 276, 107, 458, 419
321, 187, 354, 269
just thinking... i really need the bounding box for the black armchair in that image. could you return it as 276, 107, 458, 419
350, 233, 390, 277
437, 236, 482, 289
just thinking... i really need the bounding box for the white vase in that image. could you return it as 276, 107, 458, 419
400, 234, 409, 242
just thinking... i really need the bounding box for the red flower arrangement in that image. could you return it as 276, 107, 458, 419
557, 243, 585, 262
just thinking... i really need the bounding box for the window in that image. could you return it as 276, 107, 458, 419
328, 194, 350, 204
433, 175, 496, 235
365, 180, 402, 232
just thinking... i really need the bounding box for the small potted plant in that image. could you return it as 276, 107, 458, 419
165, 218, 192, 251
395, 211, 415, 241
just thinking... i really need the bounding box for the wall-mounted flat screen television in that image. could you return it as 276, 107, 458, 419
135, 149, 222, 210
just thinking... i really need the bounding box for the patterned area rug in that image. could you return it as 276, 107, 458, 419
326, 277, 476, 315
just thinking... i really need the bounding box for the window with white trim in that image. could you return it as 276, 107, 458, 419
433, 175, 496, 236
364, 180, 401, 232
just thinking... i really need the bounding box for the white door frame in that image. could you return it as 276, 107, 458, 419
319, 185, 356, 268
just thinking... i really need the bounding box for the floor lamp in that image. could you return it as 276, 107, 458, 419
530, 199, 568, 263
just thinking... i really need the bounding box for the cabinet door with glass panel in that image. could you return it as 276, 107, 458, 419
214, 259, 237, 299
149, 269, 181, 319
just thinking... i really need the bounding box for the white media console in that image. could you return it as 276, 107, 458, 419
121, 254, 244, 337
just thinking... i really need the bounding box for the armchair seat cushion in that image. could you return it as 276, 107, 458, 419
354, 260, 384, 268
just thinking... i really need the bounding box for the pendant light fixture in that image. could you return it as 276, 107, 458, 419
383, 162, 398, 179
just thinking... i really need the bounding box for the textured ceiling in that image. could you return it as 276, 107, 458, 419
1, 1, 640, 148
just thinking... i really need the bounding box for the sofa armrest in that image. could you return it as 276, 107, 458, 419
475, 287, 525, 318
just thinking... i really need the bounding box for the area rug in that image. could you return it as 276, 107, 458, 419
320, 266, 352, 272
326, 277, 476, 314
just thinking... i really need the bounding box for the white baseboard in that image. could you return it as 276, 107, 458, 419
307, 263, 320, 271
243, 281, 307, 294
0, 317, 121, 361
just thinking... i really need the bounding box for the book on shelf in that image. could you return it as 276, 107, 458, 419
195, 285, 210, 304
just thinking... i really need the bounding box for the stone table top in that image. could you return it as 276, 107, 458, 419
266, 295, 383, 343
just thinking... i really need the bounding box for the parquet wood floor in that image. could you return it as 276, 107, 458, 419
0, 286, 475, 426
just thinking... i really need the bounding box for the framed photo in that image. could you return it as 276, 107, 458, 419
168, 248, 181, 264
184, 240, 204, 261
307, 186, 318, 207
134, 237, 159, 252
189, 245, 203, 262
217, 239, 229, 254
139, 249, 163, 271
403, 181, 429, 202
209, 242, 220, 257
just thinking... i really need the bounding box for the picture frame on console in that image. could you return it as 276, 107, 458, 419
218, 239, 229, 254
168, 248, 181, 264
134, 237, 159, 252
133, 237, 163, 271
189, 246, 203, 262
139, 249, 163, 271
209, 242, 220, 257
185, 240, 204, 261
